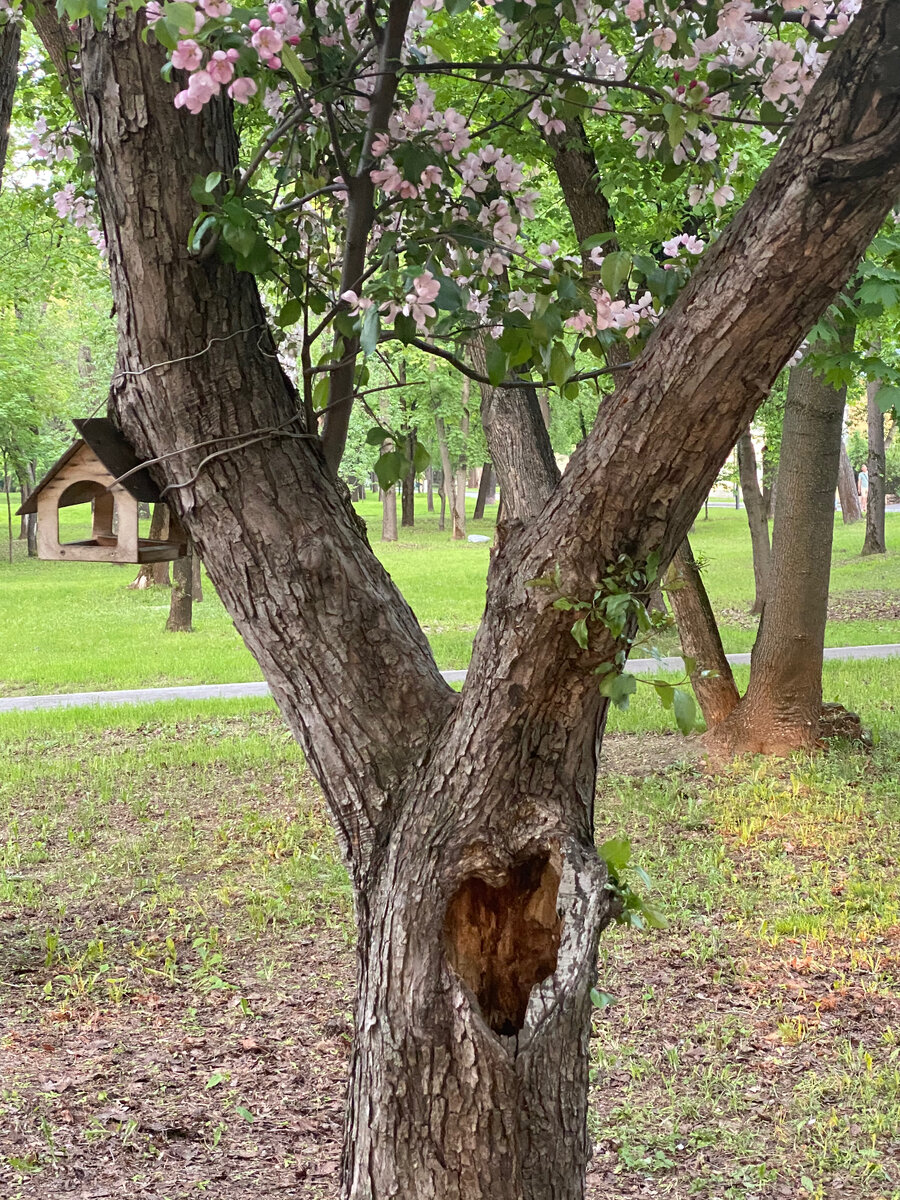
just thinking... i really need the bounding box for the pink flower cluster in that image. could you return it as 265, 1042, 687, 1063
173, 40, 258, 111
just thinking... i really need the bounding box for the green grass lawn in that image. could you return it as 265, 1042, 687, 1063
2, 493, 900, 695
1, 657, 898, 1196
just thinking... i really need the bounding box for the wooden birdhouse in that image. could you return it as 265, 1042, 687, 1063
17, 418, 188, 564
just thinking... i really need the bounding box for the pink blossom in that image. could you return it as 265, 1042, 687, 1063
406, 272, 440, 330
420, 164, 442, 188
201, 0, 232, 14
145, 1, 162, 24
251, 25, 283, 57
207, 49, 238, 84
228, 77, 258, 104
268, 2, 288, 21
172, 39, 203, 72
624, 0, 645, 17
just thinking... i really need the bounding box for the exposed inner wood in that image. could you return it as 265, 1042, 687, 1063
445, 852, 563, 1036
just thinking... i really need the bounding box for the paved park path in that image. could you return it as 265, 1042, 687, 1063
2, 644, 899, 714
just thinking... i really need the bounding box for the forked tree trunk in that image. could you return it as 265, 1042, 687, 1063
0, 19, 20, 193
165, 549, 193, 632
707, 359, 848, 756
736, 429, 771, 614
837, 438, 863, 523
862, 378, 887, 555
472, 463, 493, 520
665, 539, 740, 727
47, 5, 900, 1196
129, 503, 171, 587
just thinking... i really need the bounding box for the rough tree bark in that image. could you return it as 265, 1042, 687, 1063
736, 429, 772, 613
0, 17, 20, 192
837, 438, 863, 522
706, 359, 849, 756
165, 548, 193, 632
863, 377, 887, 555
128, 502, 171, 587
665, 539, 740, 728
44, 3, 900, 1196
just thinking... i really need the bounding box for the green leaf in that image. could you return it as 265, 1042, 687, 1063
235, 1105, 255, 1122
549, 343, 575, 388
681, 655, 697, 677
639, 900, 668, 930
188, 214, 216, 253
653, 681, 674, 710
277, 299, 303, 328
599, 836, 632, 872
599, 671, 637, 709
580, 232, 617, 255
589, 988, 618, 1010
366, 426, 392, 446
205, 1071, 229, 1089
553, 597, 575, 611
600, 251, 632, 298
485, 338, 508, 387
435, 274, 463, 312
204, 171, 223, 194
374, 449, 406, 491
312, 378, 330, 410
281, 44, 312, 88
163, 0, 196, 34
524, 576, 556, 588
672, 688, 697, 735
875, 384, 900, 414
360, 305, 380, 356
412, 442, 431, 474
571, 617, 589, 649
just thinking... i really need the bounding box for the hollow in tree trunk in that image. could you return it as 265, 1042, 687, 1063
40, 4, 900, 1196
166, 550, 194, 632
473, 463, 494, 521
707, 355, 848, 757
736, 429, 771, 614
128, 503, 171, 588
665, 539, 740, 728
862, 377, 887, 556
837, 437, 863, 523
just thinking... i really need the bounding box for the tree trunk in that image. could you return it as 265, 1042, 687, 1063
666, 539, 740, 728
128, 503, 171, 588
425, 465, 434, 513
46, 4, 900, 1196
837, 438, 863, 523
707, 358, 847, 756
400, 428, 416, 528
192, 549, 204, 601
0, 19, 20, 194
18, 463, 37, 554
381, 486, 398, 541
472, 463, 493, 520
436, 416, 465, 539
762, 445, 778, 520
736, 429, 771, 614
381, 397, 398, 542
862, 377, 887, 555
165, 550, 193, 632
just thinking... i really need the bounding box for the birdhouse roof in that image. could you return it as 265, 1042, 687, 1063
17, 418, 161, 515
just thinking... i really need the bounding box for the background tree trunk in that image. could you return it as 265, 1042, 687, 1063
166, 550, 193, 632
0, 20, 20, 193
128, 503, 171, 588
381, 486, 398, 542
837, 438, 863, 523
762, 445, 778, 521
666, 539, 740, 728
736, 429, 771, 614
436, 417, 465, 539
400, 429, 416, 528
425, 465, 434, 513
862, 377, 887, 556
472, 463, 493, 521
192, 550, 204, 601
707, 358, 847, 756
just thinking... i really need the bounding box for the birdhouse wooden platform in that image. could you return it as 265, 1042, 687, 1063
17, 418, 188, 564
